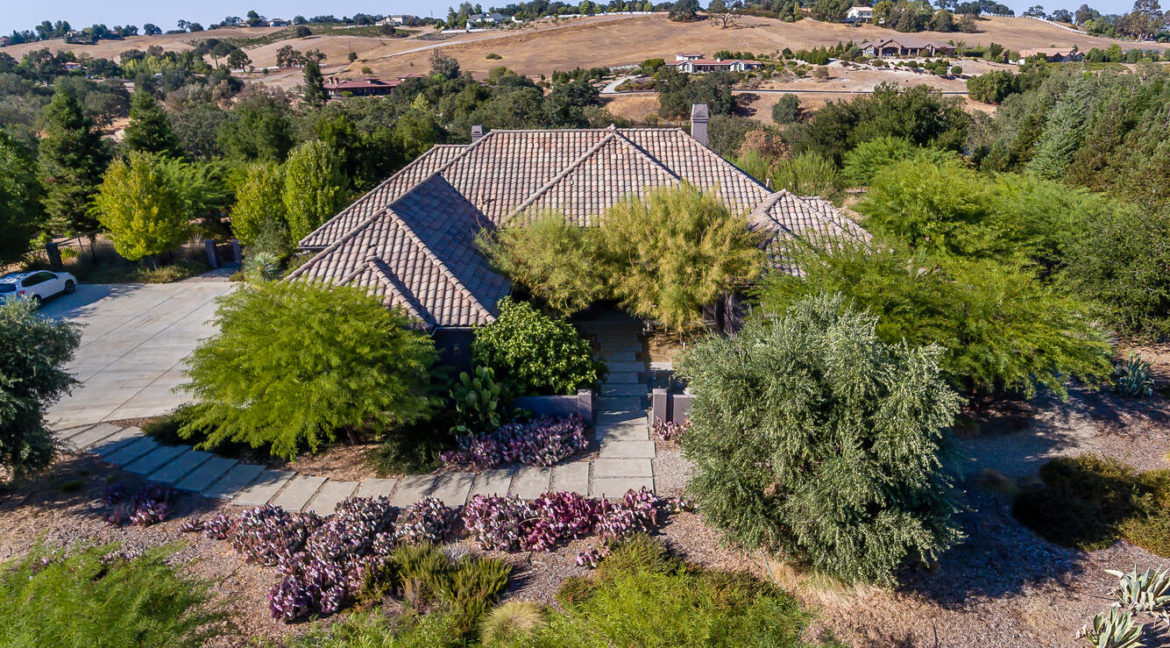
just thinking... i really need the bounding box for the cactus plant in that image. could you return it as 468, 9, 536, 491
1113, 353, 1155, 399
450, 365, 511, 435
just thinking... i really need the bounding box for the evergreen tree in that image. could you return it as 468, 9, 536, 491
303, 59, 327, 107
123, 90, 182, 157
37, 88, 109, 236
92, 152, 192, 263
0, 130, 43, 265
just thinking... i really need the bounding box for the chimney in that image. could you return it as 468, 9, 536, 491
690, 104, 709, 148
471, 125, 484, 143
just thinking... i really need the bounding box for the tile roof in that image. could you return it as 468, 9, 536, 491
293, 126, 869, 328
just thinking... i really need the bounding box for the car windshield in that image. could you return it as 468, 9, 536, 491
0, 283, 15, 293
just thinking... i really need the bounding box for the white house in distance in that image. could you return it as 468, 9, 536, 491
470, 12, 507, 25
668, 53, 763, 73
845, 6, 873, 22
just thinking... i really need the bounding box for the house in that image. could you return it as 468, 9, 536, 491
667, 58, 763, 73
1016, 47, 1081, 63
63, 62, 83, 72
470, 12, 507, 25
378, 14, 415, 25
268, 18, 291, 26
676, 52, 704, 61
0, 36, 10, 47
290, 107, 869, 363
845, 7, 873, 22
860, 37, 954, 57
324, 77, 400, 98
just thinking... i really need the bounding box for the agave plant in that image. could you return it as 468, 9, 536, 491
1080, 607, 1143, 648
1108, 566, 1170, 624
1113, 353, 1155, 399
244, 250, 284, 283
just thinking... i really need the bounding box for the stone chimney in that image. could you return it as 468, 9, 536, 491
690, 104, 709, 148
471, 124, 484, 143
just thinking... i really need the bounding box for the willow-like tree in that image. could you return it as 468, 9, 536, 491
599, 184, 763, 330
92, 151, 192, 263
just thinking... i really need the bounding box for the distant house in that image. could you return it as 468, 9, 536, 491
324, 77, 400, 98
0, 36, 10, 47
1016, 47, 1081, 63
470, 12, 507, 25
845, 7, 873, 22
668, 57, 763, 73
676, 52, 704, 61
63, 62, 83, 72
860, 37, 954, 57
378, 14, 415, 25
268, 18, 291, 26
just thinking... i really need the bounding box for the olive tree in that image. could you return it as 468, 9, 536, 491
678, 293, 963, 585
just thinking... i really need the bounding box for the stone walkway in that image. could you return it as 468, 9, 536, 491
52, 314, 656, 515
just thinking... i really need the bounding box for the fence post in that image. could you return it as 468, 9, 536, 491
45, 242, 63, 269
204, 239, 220, 269
651, 388, 667, 425
577, 389, 594, 425
231, 239, 242, 265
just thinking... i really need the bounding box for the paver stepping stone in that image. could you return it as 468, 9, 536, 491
606, 361, 645, 373
599, 344, 641, 355
270, 474, 326, 512
124, 444, 188, 475
511, 466, 552, 500
104, 436, 158, 466
552, 462, 589, 495
599, 440, 655, 458
601, 351, 636, 364
606, 372, 641, 385
63, 423, 121, 451
592, 458, 653, 478
592, 476, 653, 499
390, 474, 436, 506
203, 463, 265, 500
596, 422, 649, 443
92, 427, 146, 458
306, 480, 358, 515
470, 469, 514, 497
148, 449, 212, 484
355, 478, 398, 499
429, 472, 475, 506
175, 456, 238, 493
596, 397, 645, 414
602, 384, 648, 397
232, 469, 294, 506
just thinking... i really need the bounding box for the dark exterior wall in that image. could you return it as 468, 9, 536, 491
433, 328, 474, 373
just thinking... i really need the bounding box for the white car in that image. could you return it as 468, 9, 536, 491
0, 270, 77, 307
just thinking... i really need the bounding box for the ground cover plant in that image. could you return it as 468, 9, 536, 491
193, 488, 685, 623
0, 298, 80, 479
679, 293, 963, 585
440, 415, 588, 470
497, 534, 837, 648
180, 281, 440, 459
0, 543, 227, 647
103, 481, 177, 526
1013, 456, 1170, 557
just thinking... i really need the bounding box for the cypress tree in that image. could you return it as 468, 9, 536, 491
38, 88, 109, 236
0, 130, 43, 265
303, 60, 327, 107
123, 90, 182, 157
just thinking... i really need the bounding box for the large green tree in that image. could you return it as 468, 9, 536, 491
230, 162, 286, 247
0, 130, 43, 265
302, 59, 327, 107
281, 140, 347, 243
122, 90, 182, 157
0, 300, 80, 479
599, 184, 763, 331
37, 88, 109, 235
679, 293, 962, 585
92, 152, 192, 262
181, 281, 440, 458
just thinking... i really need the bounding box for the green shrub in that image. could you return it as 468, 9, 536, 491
480, 601, 546, 646
244, 250, 284, 282
472, 297, 603, 397
771, 94, 801, 124
182, 281, 440, 459
511, 534, 832, 647
289, 609, 466, 648
841, 136, 954, 186
0, 299, 80, 479
758, 245, 1113, 400
1113, 353, 1155, 398
678, 293, 963, 585
368, 411, 456, 475
1013, 456, 1170, 556
0, 544, 226, 647
478, 213, 608, 316
768, 151, 842, 202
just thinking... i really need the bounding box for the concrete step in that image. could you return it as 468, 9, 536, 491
175, 456, 238, 493
305, 480, 358, 515
390, 474, 438, 506
602, 384, 650, 397
510, 466, 552, 500
201, 462, 265, 500
147, 449, 213, 484
63, 423, 121, 451
92, 427, 146, 458
601, 351, 637, 364
355, 478, 399, 499
105, 436, 158, 467
605, 372, 642, 385
605, 361, 645, 373
592, 457, 653, 478
591, 476, 654, 499
270, 474, 327, 512
233, 469, 295, 507
429, 472, 475, 507
596, 407, 647, 426
596, 422, 649, 443
124, 444, 187, 476
599, 440, 656, 458
551, 462, 590, 495
470, 469, 515, 498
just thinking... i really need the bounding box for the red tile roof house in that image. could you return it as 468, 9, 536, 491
324, 77, 400, 98
289, 105, 869, 365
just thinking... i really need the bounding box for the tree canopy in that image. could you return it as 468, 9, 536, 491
0, 131, 43, 265
92, 152, 192, 262
37, 88, 109, 235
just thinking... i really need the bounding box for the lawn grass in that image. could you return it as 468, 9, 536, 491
0, 543, 227, 647
1013, 455, 1170, 556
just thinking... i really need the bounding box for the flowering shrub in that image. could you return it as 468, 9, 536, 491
394, 497, 452, 545
652, 417, 691, 442
103, 482, 176, 527
441, 415, 588, 470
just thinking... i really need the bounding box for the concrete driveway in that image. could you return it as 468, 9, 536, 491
42, 279, 234, 430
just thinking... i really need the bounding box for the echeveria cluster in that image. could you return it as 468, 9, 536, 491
441, 415, 588, 470
652, 417, 691, 442
103, 482, 176, 527
461, 488, 682, 552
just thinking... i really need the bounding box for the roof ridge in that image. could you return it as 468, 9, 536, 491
285, 211, 384, 281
